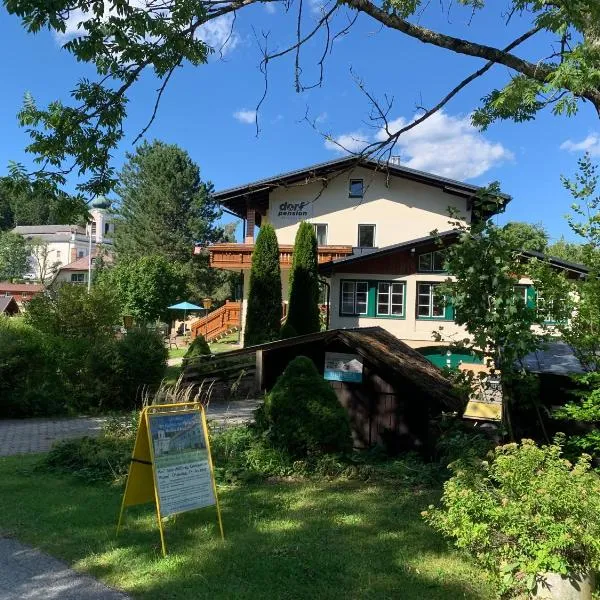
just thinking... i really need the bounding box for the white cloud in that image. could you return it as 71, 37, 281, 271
233, 109, 257, 124
264, 2, 277, 14
560, 133, 600, 156
56, 3, 239, 56
324, 110, 513, 181
324, 131, 370, 153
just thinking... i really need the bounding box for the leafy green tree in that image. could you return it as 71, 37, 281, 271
114, 140, 223, 299
99, 255, 186, 323
244, 224, 282, 346
547, 237, 595, 265
0, 176, 87, 228
4, 1, 600, 194
0, 231, 29, 281
441, 189, 571, 437
284, 222, 320, 337
499, 221, 548, 253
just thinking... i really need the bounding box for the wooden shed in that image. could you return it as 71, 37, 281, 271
251, 327, 462, 452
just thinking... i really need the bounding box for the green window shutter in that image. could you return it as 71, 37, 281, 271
444, 296, 455, 321
367, 282, 377, 317
526, 286, 536, 309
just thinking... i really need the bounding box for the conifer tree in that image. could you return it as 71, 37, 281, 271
244, 224, 282, 346
284, 222, 320, 337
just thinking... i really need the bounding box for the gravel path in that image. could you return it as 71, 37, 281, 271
0, 400, 259, 457
0, 537, 130, 600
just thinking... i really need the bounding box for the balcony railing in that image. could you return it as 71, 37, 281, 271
202, 243, 353, 270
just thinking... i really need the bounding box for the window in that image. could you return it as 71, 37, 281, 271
418, 250, 445, 272
349, 179, 364, 198
341, 281, 368, 315
358, 224, 375, 248
56, 250, 61, 260
377, 282, 405, 316
78, 250, 84, 258
91, 222, 97, 235
71, 273, 85, 283
104, 222, 110, 235
313, 224, 328, 246
417, 283, 447, 318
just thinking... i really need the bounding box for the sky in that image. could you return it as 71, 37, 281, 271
1, 2, 599, 244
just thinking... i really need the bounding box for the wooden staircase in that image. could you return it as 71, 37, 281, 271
190, 300, 241, 342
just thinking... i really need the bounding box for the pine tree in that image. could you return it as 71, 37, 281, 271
284, 222, 320, 336
244, 224, 282, 346
114, 140, 224, 299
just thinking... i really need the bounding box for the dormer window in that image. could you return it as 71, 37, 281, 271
349, 179, 364, 198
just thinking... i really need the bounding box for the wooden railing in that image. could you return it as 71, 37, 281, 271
206, 243, 353, 270
190, 301, 241, 342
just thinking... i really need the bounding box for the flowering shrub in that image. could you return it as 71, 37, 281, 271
422, 438, 600, 597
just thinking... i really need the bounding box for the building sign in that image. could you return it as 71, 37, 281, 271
117, 403, 223, 556
276, 201, 313, 221
324, 352, 363, 383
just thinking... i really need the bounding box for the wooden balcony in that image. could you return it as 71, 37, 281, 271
202, 243, 354, 270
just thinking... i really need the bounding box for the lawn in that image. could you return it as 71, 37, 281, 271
0, 455, 494, 600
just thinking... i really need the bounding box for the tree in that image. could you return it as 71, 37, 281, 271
547, 237, 594, 266
284, 222, 320, 337
4, 1, 600, 194
114, 140, 224, 300
26, 237, 61, 285
99, 255, 187, 323
244, 224, 282, 346
0, 232, 29, 281
499, 222, 548, 254
441, 190, 571, 438
0, 176, 87, 228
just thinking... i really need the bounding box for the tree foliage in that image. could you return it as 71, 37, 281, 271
284, 222, 320, 337
113, 140, 224, 300
0, 232, 29, 281
244, 224, 282, 346
98, 254, 186, 323
3, 1, 600, 193
499, 221, 548, 253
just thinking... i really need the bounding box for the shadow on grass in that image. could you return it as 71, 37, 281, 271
0, 457, 494, 600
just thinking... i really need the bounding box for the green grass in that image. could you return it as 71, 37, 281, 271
164, 364, 182, 386
0, 455, 495, 600
167, 347, 188, 359
209, 331, 241, 354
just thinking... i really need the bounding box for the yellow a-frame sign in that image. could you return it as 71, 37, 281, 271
117, 402, 224, 556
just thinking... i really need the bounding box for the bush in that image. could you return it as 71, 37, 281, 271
0, 318, 65, 417
279, 321, 297, 339
184, 335, 211, 362
423, 438, 600, 597
257, 356, 352, 457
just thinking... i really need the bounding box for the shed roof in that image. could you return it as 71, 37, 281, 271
216, 326, 461, 410
0, 282, 44, 293
214, 157, 510, 220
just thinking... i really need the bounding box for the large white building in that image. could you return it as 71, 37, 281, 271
12, 197, 114, 283
203, 157, 587, 359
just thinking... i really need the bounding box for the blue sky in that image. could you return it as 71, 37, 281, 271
1, 2, 599, 243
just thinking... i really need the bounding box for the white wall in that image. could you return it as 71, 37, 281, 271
263, 167, 470, 247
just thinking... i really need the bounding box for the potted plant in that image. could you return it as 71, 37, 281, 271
422, 437, 600, 599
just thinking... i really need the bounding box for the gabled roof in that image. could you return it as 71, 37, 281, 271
13, 224, 86, 235
214, 157, 511, 219
519, 250, 589, 276
0, 296, 20, 314
319, 230, 459, 274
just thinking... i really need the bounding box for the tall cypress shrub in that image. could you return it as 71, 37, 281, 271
244, 224, 282, 346
284, 221, 320, 336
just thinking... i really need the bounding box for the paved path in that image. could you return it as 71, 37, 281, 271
0, 537, 129, 600
0, 400, 259, 457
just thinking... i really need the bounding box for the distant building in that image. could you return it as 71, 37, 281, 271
12, 195, 114, 282
53, 248, 112, 285
0, 282, 44, 307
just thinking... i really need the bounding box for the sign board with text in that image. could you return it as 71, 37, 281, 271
324, 352, 363, 383
117, 403, 223, 556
